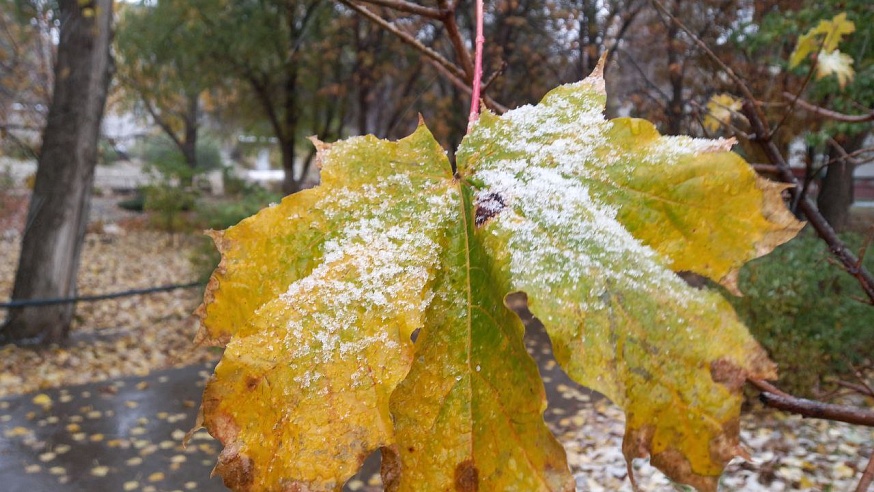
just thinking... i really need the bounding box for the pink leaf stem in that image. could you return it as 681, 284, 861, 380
467, 0, 485, 131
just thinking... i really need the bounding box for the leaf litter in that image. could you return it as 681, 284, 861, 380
0, 178, 869, 489
0, 198, 218, 398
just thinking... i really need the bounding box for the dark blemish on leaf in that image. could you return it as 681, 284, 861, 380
245, 376, 260, 391
410, 328, 421, 343
380, 445, 402, 491
454, 460, 478, 491
215, 442, 254, 490
474, 192, 506, 227
710, 358, 746, 391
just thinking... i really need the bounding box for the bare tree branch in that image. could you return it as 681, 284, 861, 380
857, 451, 874, 492
783, 92, 874, 123
336, 0, 468, 82
648, 0, 764, 122
425, 58, 507, 113
354, 0, 445, 20
436, 0, 474, 78
749, 379, 874, 427
742, 100, 874, 304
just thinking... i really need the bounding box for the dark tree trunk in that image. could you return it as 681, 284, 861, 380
181, 93, 200, 172
1, 0, 114, 345
665, 2, 684, 136
280, 141, 300, 195
818, 134, 863, 232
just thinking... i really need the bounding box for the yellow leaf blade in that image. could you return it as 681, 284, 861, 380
198, 125, 457, 491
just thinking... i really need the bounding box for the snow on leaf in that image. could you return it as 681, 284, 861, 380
388, 184, 573, 491
196, 61, 801, 491
456, 58, 800, 491
196, 126, 460, 491
195, 125, 570, 491
815, 49, 855, 88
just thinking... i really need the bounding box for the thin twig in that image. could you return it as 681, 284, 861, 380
353, 0, 445, 19
783, 92, 874, 123
752, 164, 781, 174
436, 0, 474, 78
648, 0, 765, 124
742, 101, 874, 305
424, 58, 507, 114
834, 380, 874, 398
481, 61, 507, 93
770, 36, 825, 138
847, 361, 874, 397
857, 450, 874, 492
748, 379, 874, 427
336, 0, 468, 82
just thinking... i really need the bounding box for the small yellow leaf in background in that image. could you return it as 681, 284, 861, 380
123, 481, 139, 491
815, 50, 855, 88
4, 426, 31, 438
147, 472, 165, 482
703, 93, 743, 133
90, 465, 110, 477
790, 12, 855, 68
32, 394, 52, 410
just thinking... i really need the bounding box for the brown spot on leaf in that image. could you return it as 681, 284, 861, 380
454, 460, 479, 491
622, 423, 654, 461
650, 448, 718, 492
214, 442, 254, 490
380, 445, 401, 492
474, 192, 506, 227
710, 358, 746, 392
245, 376, 260, 391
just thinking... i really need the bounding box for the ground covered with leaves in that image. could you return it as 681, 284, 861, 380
0, 191, 217, 398
0, 189, 872, 490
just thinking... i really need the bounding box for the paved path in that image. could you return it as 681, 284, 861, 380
0, 313, 596, 492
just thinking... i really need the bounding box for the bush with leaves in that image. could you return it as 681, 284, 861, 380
189, 185, 282, 283
728, 231, 874, 397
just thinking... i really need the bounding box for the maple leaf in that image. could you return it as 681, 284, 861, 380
194, 60, 802, 492
789, 12, 855, 69
815, 49, 855, 88
702, 93, 743, 133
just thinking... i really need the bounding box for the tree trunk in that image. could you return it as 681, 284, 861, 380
1, 0, 114, 345
818, 134, 863, 232
665, 1, 684, 136
281, 141, 300, 195
181, 93, 200, 172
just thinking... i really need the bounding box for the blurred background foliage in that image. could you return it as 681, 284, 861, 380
1, 0, 872, 394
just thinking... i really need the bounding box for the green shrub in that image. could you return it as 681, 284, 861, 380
135, 134, 223, 177
727, 231, 874, 396
143, 184, 198, 232
189, 186, 282, 282
97, 139, 124, 165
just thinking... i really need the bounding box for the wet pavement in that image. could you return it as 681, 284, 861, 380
0, 311, 596, 492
